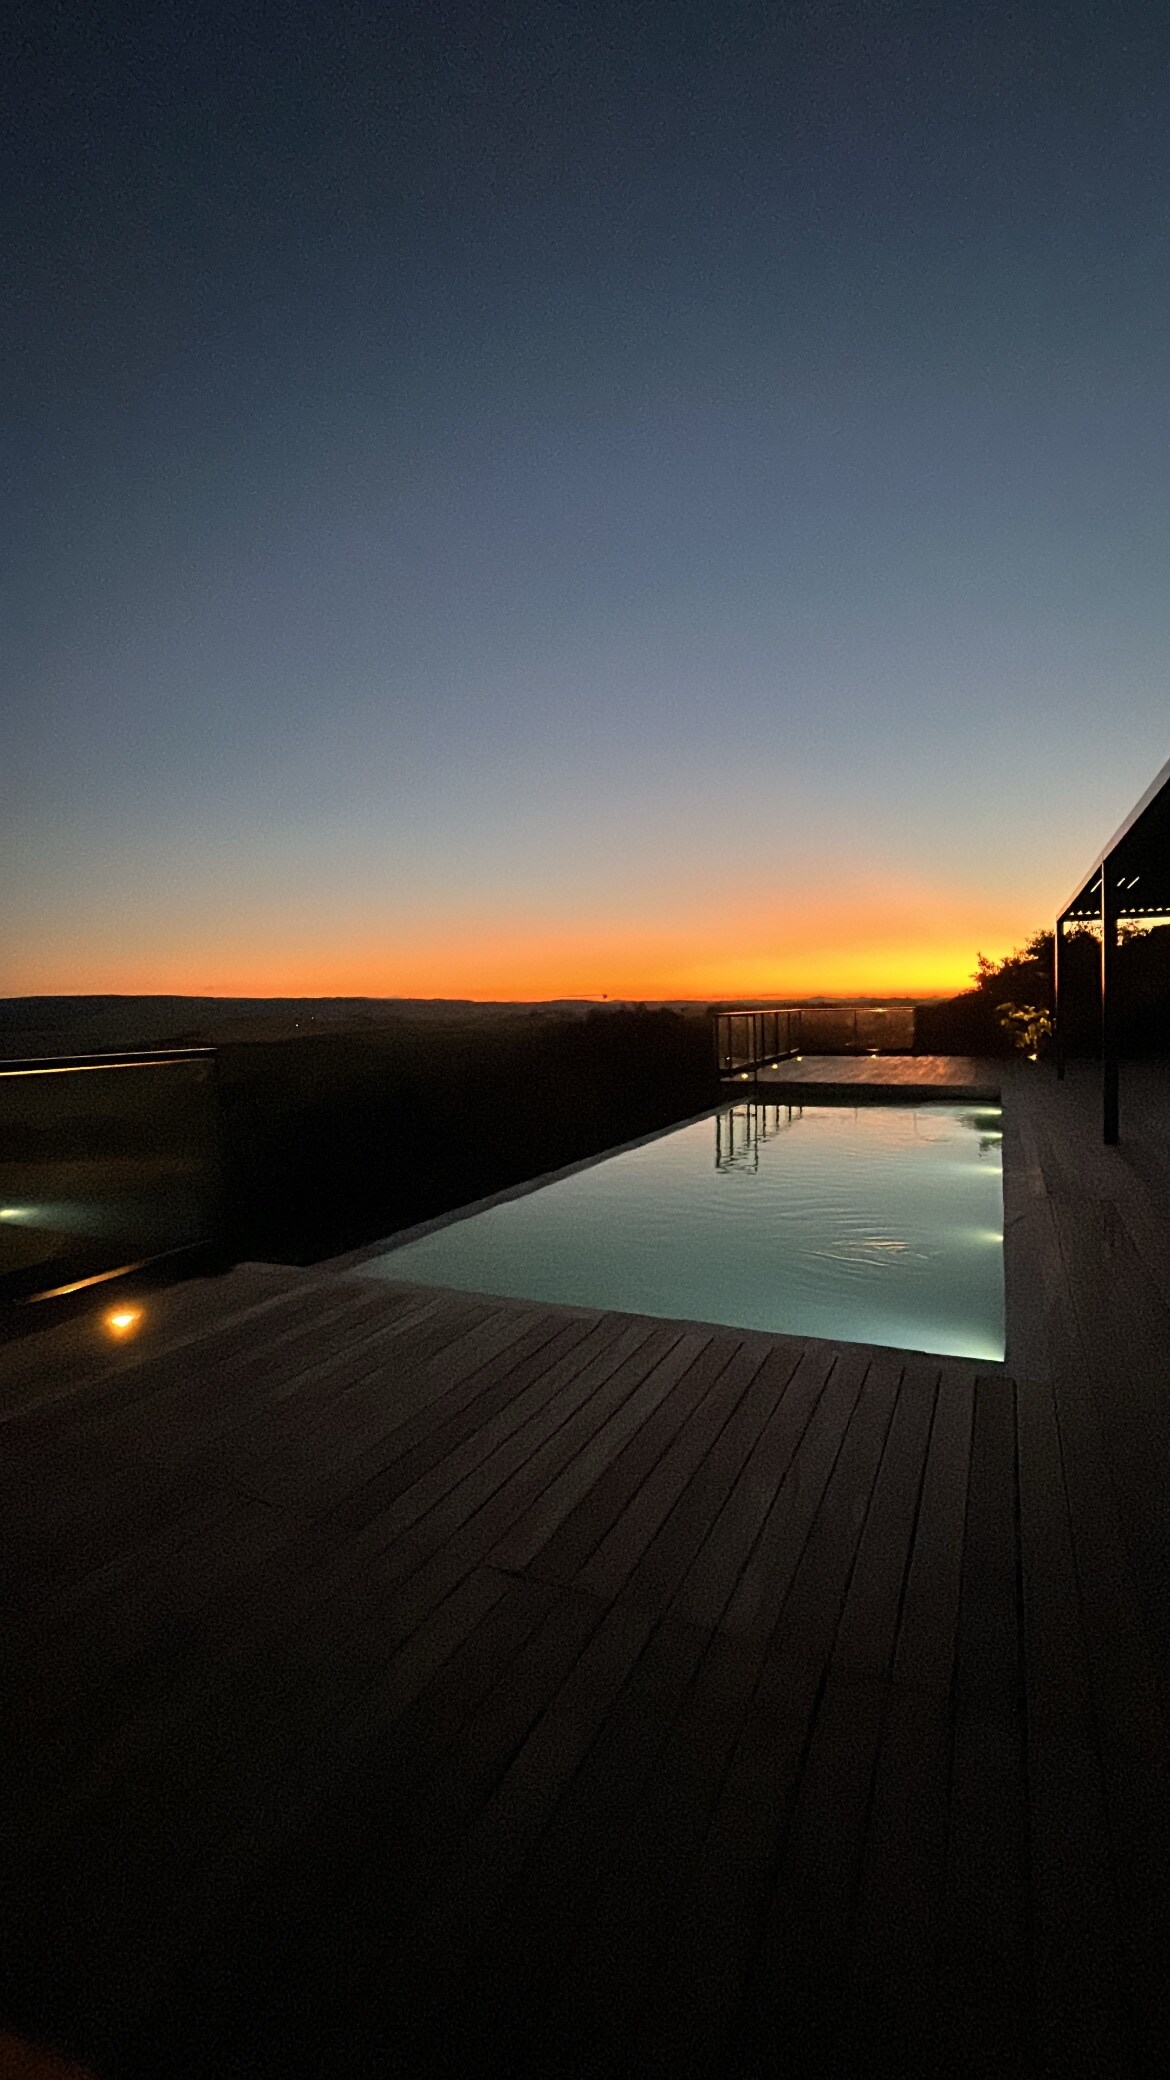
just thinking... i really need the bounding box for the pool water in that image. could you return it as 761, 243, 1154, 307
359, 1101, 1005, 1362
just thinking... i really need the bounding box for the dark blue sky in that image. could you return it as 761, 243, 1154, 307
4, 0, 1168, 997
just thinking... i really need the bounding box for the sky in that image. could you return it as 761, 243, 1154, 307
3, 0, 1168, 1002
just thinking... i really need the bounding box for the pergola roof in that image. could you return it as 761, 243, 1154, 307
1059, 753, 1170, 923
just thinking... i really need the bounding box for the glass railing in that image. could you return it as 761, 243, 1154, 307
715, 1004, 916, 1075
714, 1008, 799, 1076
0, 1048, 221, 1303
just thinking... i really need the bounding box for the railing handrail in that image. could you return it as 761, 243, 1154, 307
0, 1046, 216, 1076
710, 1001, 909, 1015
0, 1046, 224, 1307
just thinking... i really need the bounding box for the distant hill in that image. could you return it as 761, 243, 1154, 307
0, 991, 939, 1058
0, 994, 706, 1056
0, 995, 593, 1056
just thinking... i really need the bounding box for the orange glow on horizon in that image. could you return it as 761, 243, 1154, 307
6, 890, 1039, 1003
3, 865, 1053, 1004
3, 947, 987, 1000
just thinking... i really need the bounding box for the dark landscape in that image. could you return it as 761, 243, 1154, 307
0, 994, 922, 1280
4, 924, 1167, 1287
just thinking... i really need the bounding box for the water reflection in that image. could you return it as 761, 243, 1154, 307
955, 1110, 1005, 1156
366, 1099, 1006, 1360
716, 1100, 1004, 1171
715, 1102, 804, 1172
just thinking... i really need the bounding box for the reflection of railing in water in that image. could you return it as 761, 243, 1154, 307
715, 1003, 916, 1075
715, 1101, 804, 1173
0, 1048, 222, 1303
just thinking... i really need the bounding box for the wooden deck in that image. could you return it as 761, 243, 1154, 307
2, 1062, 1168, 2077
743, 1052, 1001, 1099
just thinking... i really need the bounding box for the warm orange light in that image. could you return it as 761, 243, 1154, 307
104, 1305, 143, 1338
6, 867, 1044, 1004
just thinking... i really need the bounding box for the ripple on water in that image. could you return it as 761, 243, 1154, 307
363, 1100, 1005, 1361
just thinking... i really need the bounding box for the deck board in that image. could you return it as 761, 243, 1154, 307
937, 1372, 1031, 2072
744, 1052, 1000, 1099
1017, 1372, 1129, 2075
2, 1060, 1170, 2076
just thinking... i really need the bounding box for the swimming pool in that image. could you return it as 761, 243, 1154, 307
358, 1100, 1005, 1362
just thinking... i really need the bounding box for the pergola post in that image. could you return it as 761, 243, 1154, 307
1052, 917, 1065, 1079
1055, 754, 1168, 1136
1100, 860, 1119, 1144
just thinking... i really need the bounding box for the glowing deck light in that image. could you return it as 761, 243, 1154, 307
104, 1305, 143, 1338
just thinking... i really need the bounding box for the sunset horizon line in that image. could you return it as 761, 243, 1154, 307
2, 983, 966, 1007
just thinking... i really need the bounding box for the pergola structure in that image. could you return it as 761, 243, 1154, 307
1055, 753, 1170, 1142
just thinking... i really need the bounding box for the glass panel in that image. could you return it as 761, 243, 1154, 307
0, 1055, 219, 1299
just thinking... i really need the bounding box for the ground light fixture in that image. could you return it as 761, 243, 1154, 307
103, 1304, 144, 1338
